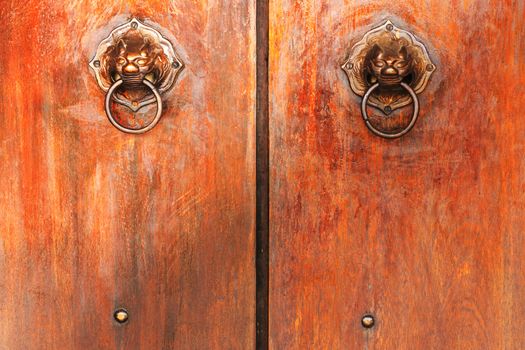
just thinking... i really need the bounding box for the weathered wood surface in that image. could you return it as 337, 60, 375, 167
0, 1, 256, 349
269, 1, 525, 349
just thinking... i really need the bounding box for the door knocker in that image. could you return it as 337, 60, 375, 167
342, 21, 435, 139
89, 18, 184, 134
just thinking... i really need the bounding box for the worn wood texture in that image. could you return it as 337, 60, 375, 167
0, 1, 255, 349
269, 1, 525, 349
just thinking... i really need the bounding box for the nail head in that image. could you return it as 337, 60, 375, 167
114, 309, 129, 324
361, 314, 375, 329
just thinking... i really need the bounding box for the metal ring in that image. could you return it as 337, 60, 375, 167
361, 82, 420, 139
104, 79, 163, 134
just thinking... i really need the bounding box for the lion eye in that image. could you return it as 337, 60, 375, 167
395, 61, 408, 68
373, 60, 385, 67
140, 51, 148, 57
136, 59, 148, 66
116, 57, 127, 65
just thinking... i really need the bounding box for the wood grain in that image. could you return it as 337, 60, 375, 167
269, 0, 525, 349
0, 1, 255, 349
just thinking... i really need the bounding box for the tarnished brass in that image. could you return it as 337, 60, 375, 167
361, 82, 419, 138
113, 308, 129, 324
89, 18, 184, 133
342, 21, 435, 138
342, 20, 435, 114
361, 314, 375, 329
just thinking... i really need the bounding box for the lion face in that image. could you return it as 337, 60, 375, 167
100, 28, 170, 88
366, 44, 413, 87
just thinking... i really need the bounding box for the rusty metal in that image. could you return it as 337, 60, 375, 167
342, 20, 435, 138
89, 18, 183, 133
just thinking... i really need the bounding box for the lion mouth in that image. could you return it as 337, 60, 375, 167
378, 75, 403, 86
120, 73, 147, 87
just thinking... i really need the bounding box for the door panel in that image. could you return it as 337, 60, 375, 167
269, 1, 525, 349
0, 1, 255, 349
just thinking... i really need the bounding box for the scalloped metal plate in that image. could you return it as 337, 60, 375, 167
89, 18, 184, 112
342, 20, 435, 114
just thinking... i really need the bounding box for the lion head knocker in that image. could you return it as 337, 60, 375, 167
342, 21, 435, 138
90, 19, 184, 134
366, 44, 413, 87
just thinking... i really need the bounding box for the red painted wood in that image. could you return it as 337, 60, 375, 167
269, 1, 525, 349
0, 1, 255, 349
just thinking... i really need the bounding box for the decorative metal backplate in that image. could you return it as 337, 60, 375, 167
89, 18, 184, 113
342, 20, 435, 114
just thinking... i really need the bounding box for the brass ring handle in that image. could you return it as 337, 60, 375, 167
105, 79, 163, 134
342, 20, 435, 138
361, 82, 420, 139
90, 18, 184, 134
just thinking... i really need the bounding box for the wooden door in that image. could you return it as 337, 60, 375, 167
269, 1, 525, 349
2, 1, 525, 349
0, 1, 255, 349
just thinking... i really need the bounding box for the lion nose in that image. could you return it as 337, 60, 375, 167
382, 67, 398, 76
123, 63, 139, 74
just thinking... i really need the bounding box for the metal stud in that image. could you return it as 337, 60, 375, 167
114, 308, 129, 324
361, 314, 375, 329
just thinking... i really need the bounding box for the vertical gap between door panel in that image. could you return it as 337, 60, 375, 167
256, 0, 269, 349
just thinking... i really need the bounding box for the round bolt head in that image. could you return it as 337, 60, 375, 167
346, 62, 354, 70
384, 105, 392, 114
172, 61, 180, 68
361, 314, 375, 328
386, 23, 394, 31
114, 309, 129, 324
93, 60, 100, 68
426, 63, 435, 71
131, 22, 138, 29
